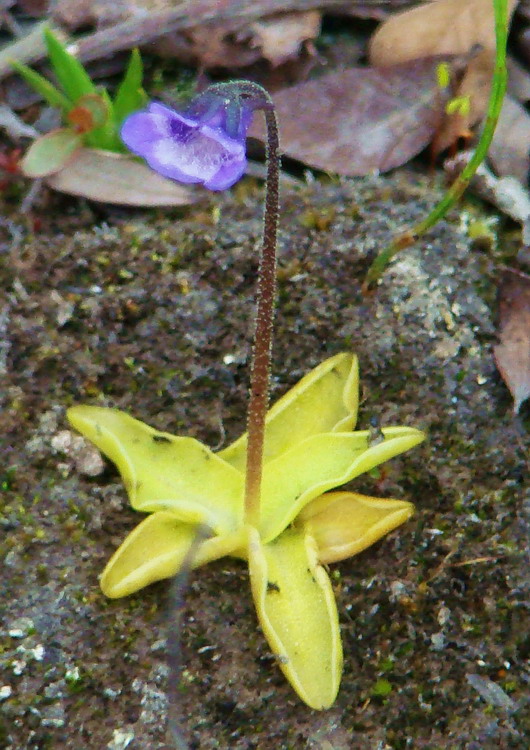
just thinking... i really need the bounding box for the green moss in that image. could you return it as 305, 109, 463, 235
372, 678, 393, 697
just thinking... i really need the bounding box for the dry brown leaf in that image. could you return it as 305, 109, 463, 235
47, 1, 419, 70
249, 59, 448, 176
488, 95, 530, 185
152, 23, 261, 68
250, 11, 321, 67
369, 0, 518, 150
493, 268, 530, 414
369, 0, 517, 66
153, 10, 320, 69
46, 148, 199, 206
51, 0, 417, 34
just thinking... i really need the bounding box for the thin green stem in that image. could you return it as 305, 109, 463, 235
363, 0, 508, 289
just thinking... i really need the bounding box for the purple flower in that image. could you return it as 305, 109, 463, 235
121, 100, 253, 191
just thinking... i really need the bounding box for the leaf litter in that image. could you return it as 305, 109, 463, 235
0, 0, 528, 195
249, 58, 449, 176
45, 148, 199, 206
369, 0, 519, 151
493, 268, 530, 414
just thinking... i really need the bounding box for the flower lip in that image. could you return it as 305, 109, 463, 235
120, 99, 252, 191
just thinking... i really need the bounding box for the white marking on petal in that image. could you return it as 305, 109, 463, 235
150, 114, 172, 138
152, 134, 229, 181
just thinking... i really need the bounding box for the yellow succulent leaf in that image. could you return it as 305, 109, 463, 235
298, 491, 414, 564
67, 406, 243, 532
100, 511, 246, 598
219, 353, 358, 471
259, 426, 424, 541
248, 526, 342, 710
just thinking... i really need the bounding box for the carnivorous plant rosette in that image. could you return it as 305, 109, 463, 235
68, 354, 424, 709
68, 81, 426, 710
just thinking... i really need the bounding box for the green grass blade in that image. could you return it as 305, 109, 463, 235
363, 0, 509, 288
113, 49, 147, 126
10, 59, 71, 112
43, 27, 96, 102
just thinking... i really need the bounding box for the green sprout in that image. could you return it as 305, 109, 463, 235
363, 0, 509, 288
11, 28, 147, 178
435, 62, 451, 90
445, 95, 472, 118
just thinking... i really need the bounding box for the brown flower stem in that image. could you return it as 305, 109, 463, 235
202, 80, 281, 527
243, 103, 280, 527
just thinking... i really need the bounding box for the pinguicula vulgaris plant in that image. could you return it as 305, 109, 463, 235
11, 28, 147, 178
68, 81, 425, 709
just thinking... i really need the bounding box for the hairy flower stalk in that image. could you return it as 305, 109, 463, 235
120, 81, 281, 528
231, 86, 280, 528
178, 80, 280, 528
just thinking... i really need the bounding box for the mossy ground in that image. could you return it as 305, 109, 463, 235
1, 170, 528, 749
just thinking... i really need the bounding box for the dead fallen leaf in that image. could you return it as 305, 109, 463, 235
250, 11, 321, 67
493, 268, 530, 414
152, 10, 321, 69
51, 0, 417, 34
250, 58, 448, 176
152, 22, 261, 69
369, 0, 517, 66
369, 0, 518, 150
488, 95, 530, 186
45, 148, 199, 206
47, 1, 419, 72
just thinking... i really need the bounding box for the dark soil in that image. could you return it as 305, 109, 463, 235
1, 171, 529, 749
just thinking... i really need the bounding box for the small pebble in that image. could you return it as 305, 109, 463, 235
437, 606, 451, 626
430, 632, 446, 651
107, 728, 135, 750
466, 674, 516, 712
